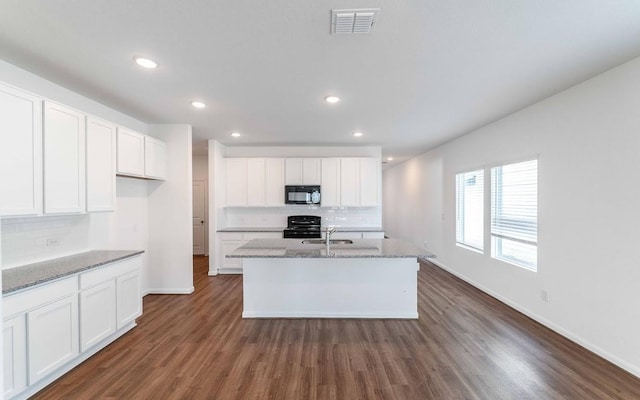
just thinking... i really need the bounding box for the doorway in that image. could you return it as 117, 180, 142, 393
192, 180, 207, 255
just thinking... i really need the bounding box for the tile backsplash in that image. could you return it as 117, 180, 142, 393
223, 206, 382, 228
1, 215, 90, 269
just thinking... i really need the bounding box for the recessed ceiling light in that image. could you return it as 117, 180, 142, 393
231, 132, 241, 138
325, 96, 340, 103
352, 132, 363, 137
191, 101, 206, 109
387, 157, 394, 161
134, 57, 158, 69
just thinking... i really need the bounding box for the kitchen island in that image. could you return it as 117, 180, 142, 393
228, 238, 434, 319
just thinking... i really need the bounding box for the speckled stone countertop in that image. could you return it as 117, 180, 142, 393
2, 250, 144, 295
227, 239, 434, 259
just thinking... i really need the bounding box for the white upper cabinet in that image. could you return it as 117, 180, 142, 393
320, 158, 340, 207
225, 158, 285, 207
264, 158, 285, 206
144, 136, 166, 180
117, 128, 166, 180
225, 158, 248, 206
86, 117, 116, 212
43, 102, 86, 214
322, 157, 381, 207
116, 128, 145, 177
0, 84, 43, 217
246, 159, 266, 207
285, 158, 321, 185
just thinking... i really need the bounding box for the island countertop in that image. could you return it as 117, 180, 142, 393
227, 238, 435, 259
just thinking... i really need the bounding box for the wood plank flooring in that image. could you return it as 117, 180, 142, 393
32, 256, 640, 399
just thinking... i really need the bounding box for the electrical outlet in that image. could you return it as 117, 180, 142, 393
46, 238, 60, 247
541, 290, 550, 303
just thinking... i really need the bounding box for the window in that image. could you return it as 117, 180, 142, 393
491, 159, 538, 270
456, 169, 484, 251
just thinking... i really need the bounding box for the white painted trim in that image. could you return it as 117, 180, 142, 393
428, 259, 640, 378
207, 269, 219, 276
145, 286, 195, 295
217, 268, 242, 275
242, 312, 418, 319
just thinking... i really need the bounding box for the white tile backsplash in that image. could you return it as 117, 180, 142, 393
1, 215, 90, 269
223, 207, 381, 229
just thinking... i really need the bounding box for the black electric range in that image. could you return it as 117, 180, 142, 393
283, 215, 322, 239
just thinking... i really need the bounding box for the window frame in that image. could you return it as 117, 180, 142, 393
455, 168, 485, 253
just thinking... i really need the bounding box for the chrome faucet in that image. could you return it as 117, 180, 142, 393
325, 226, 336, 252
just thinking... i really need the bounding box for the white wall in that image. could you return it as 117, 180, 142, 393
383, 57, 640, 377
147, 124, 194, 294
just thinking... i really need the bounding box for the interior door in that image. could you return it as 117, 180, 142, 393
192, 180, 206, 255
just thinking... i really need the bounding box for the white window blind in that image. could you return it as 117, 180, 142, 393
455, 169, 484, 251
491, 159, 538, 269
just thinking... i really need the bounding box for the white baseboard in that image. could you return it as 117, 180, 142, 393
208, 269, 218, 276
428, 259, 640, 378
218, 268, 242, 274
145, 286, 195, 295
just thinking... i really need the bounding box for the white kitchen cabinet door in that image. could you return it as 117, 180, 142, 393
285, 158, 321, 185
79, 280, 116, 352
339, 158, 359, 206
264, 158, 285, 206
116, 272, 142, 329
144, 136, 166, 180
0, 84, 43, 217
3, 315, 27, 398
225, 158, 248, 206
86, 117, 116, 212
27, 295, 79, 384
359, 158, 380, 207
302, 158, 321, 185
43, 102, 86, 214
116, 128, 145, 177
321, 158, 340, 207
285, 158, 303, 185
246, 159, 266, 206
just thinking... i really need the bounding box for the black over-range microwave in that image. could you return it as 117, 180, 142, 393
284, 185, 321, 205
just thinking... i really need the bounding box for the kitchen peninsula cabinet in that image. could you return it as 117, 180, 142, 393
43, 101, 86, 214
0, 84, 43, 217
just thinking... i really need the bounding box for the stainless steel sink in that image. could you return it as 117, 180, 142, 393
301, 239, 354, 245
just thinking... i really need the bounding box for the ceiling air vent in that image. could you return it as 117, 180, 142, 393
331, 9, 379, 34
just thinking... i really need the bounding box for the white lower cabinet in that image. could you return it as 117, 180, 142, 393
3, 315, 27, 398
27, 295, 79, 384
116, 272, 142, 329
217, 232, 282, 273
2, 255, 143, 399
79, 280, 116, 352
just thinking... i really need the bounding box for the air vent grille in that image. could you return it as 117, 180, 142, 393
331, 9, 379, 34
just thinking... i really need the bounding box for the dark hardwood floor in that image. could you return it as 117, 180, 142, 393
33, 256, 640, 399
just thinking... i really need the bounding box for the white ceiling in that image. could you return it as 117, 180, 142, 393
2, 1, 640, 162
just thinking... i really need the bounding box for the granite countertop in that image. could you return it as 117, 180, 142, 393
217, 227, 383, 233
227, 238, 434, 259
2, 250, 144, 295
